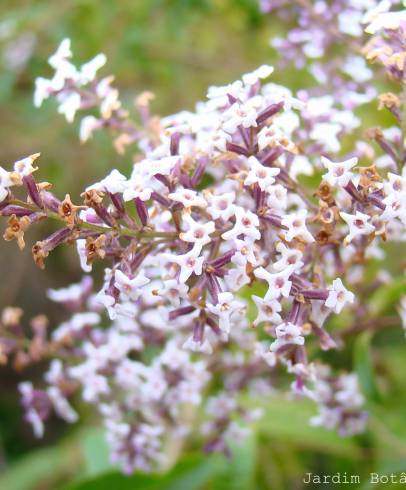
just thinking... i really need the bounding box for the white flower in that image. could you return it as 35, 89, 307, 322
311, 123, 341, 153
252, 295, 282, 326
123, 177, 153, 202
282, 209, 315, 243
342, 56, 372, 83
82, 373, 110, 402
244, 156, 280, 191
48, 38, 72, 67
381, 192, 406, 223
267, 184, 287, 211
47, 279, 87, 304
52, 312, 100, 341
384, 172, 406, 196
362, 0, 391, 26
18, 382, 45, 438
206, 192, 236, 221
273, 242, 304, 272
254, 342, 277, 367
257, 125, 278, 151
179, 213, 215, 250
321, 156, 357, 187
47, 387, 78, 423
231, 237, 258, 266
335, 374, 364, 408
58, 92, 81, 123
159, 279, 189, 307
222, 102, 258, 134
95, 291, 116, 319
207, 80, 244, 105
183, 335, 213, 354
114, 270, 150, 301
80, 115, 100, 142
76, 239, 92, 272
34, 77, 54, 107
325, 278, 355, 314
364, 8, 406, 34
338, 10, 363, 37
13, 153, 40, 177
142, 367, 168, 401
145, 156, 180, 177
168, 189, 207, 208
79, 53, 106, 84
100, 88, 120, 118
0, 166, 14, 202
254, 266, 293, 300
211, 130, 232, 152
44, 359, 64, 384
222, 206, 261, 242
340, 211, 375, 244
225, 266, 250, 292
242, 64, 274, 85
163, 246, 204, 283
271, 322, 304, 351
207, 292, 244, 335
87, 169, 127, 194
310, 406, 341, 431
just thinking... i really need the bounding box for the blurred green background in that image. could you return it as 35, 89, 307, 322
1, 1, 406, 489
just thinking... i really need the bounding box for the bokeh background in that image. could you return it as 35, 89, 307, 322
1, 1, 406, 489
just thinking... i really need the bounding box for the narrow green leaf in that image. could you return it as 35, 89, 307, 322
0, 441, 81, 490
81, 428, 113, 477
368, 277, 406, 317
354, 332, 380, 402
213, 432, 257, 490
61, 453, 225, 490
249, 396, 362, 458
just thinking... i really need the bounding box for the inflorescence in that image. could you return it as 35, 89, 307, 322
1, 0, 406, 473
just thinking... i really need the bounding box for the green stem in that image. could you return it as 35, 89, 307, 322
7, 199, 178, 240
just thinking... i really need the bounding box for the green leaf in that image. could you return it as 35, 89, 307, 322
61, 453, 226, 490
213, 433, 257, 490
368, 277, 406, 317
0, 440, 81, 490
250, 396, 362, 458
81, 428, 113, 477
354, 332, 380, 402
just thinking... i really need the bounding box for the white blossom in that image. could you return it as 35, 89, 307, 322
163, 245, 204, 283
321, 156, 357, 187
252, 295, 282, 326
254, 266, 293, 300
282, 209, 315, 243
222, 206, 261, 242
325, 278, 355, 314
340, 211, 375, 244
179, 213, 215, 250
114, 270, 150, 302
244, 156, 280, 191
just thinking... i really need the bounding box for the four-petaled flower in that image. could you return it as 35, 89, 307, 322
325, 278, 355, 314
114, 270, 150, 301
163, 246, 204, 283
222, 206, 261, 242
340, 211, 375, 244
244, 156, 280, 191
168, 189, 207, 209
207, 292, 245, 335
252, 295, 282, 326
321, 156, 357, 187
282, 210, 315, 243
179, 213, 215, 251
254, 266, 293, 300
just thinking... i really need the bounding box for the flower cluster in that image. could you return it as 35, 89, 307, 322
1, 1, 406, 473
